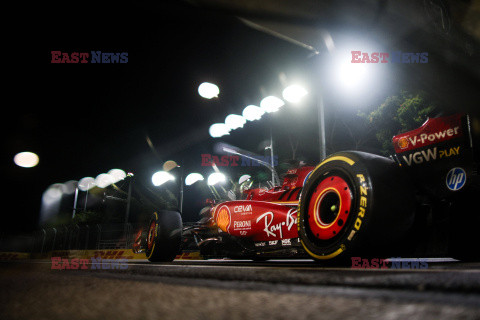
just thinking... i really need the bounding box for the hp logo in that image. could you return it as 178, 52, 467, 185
446, 167, 466, 191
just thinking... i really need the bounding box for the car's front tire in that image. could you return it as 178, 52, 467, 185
145, 210, 182, 262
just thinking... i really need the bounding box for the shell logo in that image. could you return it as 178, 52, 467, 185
398, 137, 409, 149
216, 206, 231, 232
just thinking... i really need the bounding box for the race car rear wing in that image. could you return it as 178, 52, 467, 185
392, 113, 477, 197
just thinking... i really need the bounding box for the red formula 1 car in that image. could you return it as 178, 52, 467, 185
133, 113, 479, 262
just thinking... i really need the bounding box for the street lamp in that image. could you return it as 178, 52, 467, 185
242, 105, 264, 121
152, 171, 175, 187
78, 177, 95, 191
42, 184, 64, 206
198, 82, 220, 99
107, 169, 127, 183
207, 172, 227, 200
209, 123, 230, 138
207, 172, 226, 186
225, 114, 246, 130
336, 62, 367, 90
282, 85, 308, 104
185, 173, 204, 186
163, 160, 180, 172
95, 173, 115, 188
13, 151, 39, 168
260, 96, 284, 113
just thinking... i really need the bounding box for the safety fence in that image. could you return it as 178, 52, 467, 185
0, 223, 142, 255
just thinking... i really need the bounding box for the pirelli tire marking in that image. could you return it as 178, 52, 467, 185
347, 174, 368, 242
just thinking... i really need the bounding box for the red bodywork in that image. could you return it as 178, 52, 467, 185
392, 114, 464, 154
210, 166, 314, 242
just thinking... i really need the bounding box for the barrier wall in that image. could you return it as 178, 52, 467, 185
0, 250, 203, 261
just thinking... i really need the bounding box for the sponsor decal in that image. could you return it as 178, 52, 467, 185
402, 146, 460, 166
405, 126, 460, 148
256, 208, 297, 238
402, 147, 437, 166
216, 205, 231, 232
409, 127, 460, 146
175, 251, 204, 260
439, 146, 460, 159
234, 204, 253, 215
257, 238, 299, 247
51, 51, 128, 63
397, 137, 409, 149
92, 250, 132, 260
351, 257, 429, 269
446, 167, 467, 191
393, 115, 464, 153
351, 51, 428, 63
233, 220, 252, 231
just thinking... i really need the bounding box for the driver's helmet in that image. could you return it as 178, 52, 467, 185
238, 174, 253, 193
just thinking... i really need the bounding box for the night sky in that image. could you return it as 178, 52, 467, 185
3, 1, 479, 231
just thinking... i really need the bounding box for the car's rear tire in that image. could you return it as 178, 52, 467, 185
297, 151, 415, 262
145, 210, 182, 262
448, 183, 480, 261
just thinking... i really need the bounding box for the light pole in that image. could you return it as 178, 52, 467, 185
152, 167, 186, 213
72, 184, 79, 219
265, 127, 277, 186
269, 128, 275, 184
318, 88, 327, 161
316, 55, 368, 162
178, 166, 184, 213
77, 178, 95, 211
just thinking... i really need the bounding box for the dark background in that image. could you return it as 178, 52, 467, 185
3, 1, 479, 231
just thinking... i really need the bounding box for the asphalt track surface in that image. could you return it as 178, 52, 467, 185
1, 258, 479, 320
